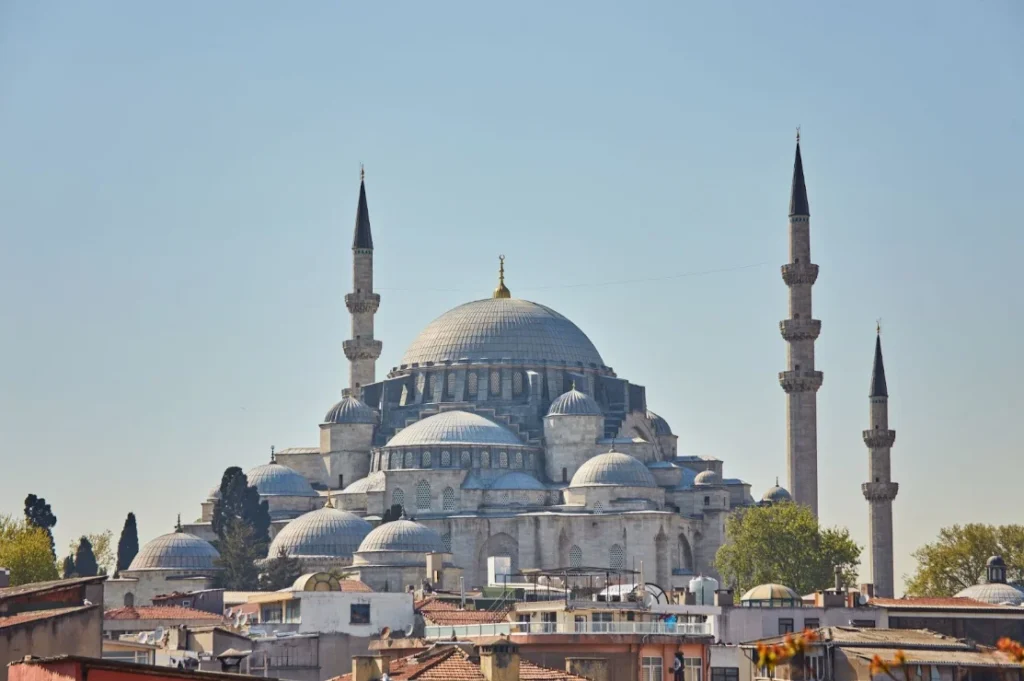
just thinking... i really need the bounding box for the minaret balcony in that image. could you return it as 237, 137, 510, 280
345, 292, 381, 315
781, 263, 819, 286
779, 319, 821, 342
344, 339, 383, 361
862, 429, 896, 449
862, 481, 899, 501
778, 370, 823, 393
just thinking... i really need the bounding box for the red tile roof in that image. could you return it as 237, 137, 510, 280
338, 579, 374, 593
871, 597, 1018, 610
104, 606, 225, 621
0, 606, 96, 630
331, 646, 589, 681
416, 597, 510, 625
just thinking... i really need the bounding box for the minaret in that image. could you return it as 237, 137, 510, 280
343, 167, 382, 395
862, 326, 898, 598
779, 132, 823, 516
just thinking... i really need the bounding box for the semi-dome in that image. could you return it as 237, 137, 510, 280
547, 388, 602, 416
245, 463, 318, 497
323, 396, 377, 425
570, 452, 657, 488
740, 583, 802, 606
357, 519, 446, 554
955, 583, 1024, 606
268, 505, 373, 560
385, 410, 523, 448
647, 411, 673, 436
128, 532, 220, 571
694, 470, 721, 486
340, 472, 386, 495
397, 298, 605, 369
490, 472, 546, 490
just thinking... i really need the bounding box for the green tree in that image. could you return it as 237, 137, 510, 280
73, 536, 99, 577
214, 520, 263, 590
61, 554, 76, 579
23, 494, 57, 558
68, 531, 113, 576
116, 512, 139, 573
906, 524, 1024, 596
714, 502, 862, 595
259, 547, 304, 591
212, 467, 271, 548
0, 515, 59, 585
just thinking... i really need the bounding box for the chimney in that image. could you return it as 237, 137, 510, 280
714, 589, 734, 607
352, 655, 385, 681
426, 552, 444, 586
479, 641, 520, 681
566, 657, 609, 681
834, 565, 843, 592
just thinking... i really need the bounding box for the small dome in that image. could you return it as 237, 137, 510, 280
129, 532, 220, 571
740, 583, 802, 606
694, 470, 721, 486
490, 472, 545, 490
762, 484, 793, 503
340, 472, 386, 495
988, 555, 1007, 568
323, 396, 377, 425
357, 519, 446, 554
268, 506, 373, 560
547, 388, 601, 416
206, 486, 221, 501
570, 452, 657, 488
385, 410, 522, 448
245, 463, 317, 497
955, 583, 1024, 606
647, 411, 673, 436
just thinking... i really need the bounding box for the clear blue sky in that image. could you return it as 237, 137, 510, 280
1, 1, 1021, 593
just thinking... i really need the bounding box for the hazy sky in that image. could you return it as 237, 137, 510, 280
1, 2, 1021, 593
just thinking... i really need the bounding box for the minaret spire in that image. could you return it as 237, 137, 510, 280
344, 167, 382, 395
862, 327, 898, 598
492, 254, 511, 299
779, 133, 823, 516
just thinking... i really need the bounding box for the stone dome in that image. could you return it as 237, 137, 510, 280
245, 463, 318, 497
128, 532, 220, 571
762, 482, 793, 503
323, 396, 377, 425
570, 452, 657, 488
989, 555, 1007, 568
397, 298, 605, 369
206, 486, 221, 501
547, 388, 602, 416
268, 506, 373, 560
955, 583, 1024, 606
356, 519, 446, 554
694, 470, 722, 486
340, 472, 386, 495
647, 411, 673, 436
740, 583, 802, 606
490, 472, 545, 490
385, 410, 522, 448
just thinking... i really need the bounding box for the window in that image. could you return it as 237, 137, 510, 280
285, 599, 301, 623
807, 655, 825, 681
562, 467, 568, 482
574, 615, 587, 633
490, 370, 501, 395
124, 593, 135, 607
540, 611, 557, 633
446, 372, 456, 397
804, 618, 820, 631
262, 605, 283, 623
704, 496, 710, 506
593, 501, 603, 514
392, 488, 405, 508
592, 612, 612, 633
685, 657, 703, 681
181, 599, 193, 608
610, 544, 624, 569
416, 373, 426, 397
389, 452, 399, 469
441, 450, 451, 467
513, 451, 523, 469
468, 372, 478, 396
930, 666, 941, 681
404, 451, 414, 468
350, 603, 370, 625
851, 619, 876, 628
416, 480, 431, 510
481, 451, 490, 468
426, 373, 436, 400
569, 545, 583, 568
422, 451, 432, 468
517, 614, 531, 632
461, 451, 471, 468
642, 656, 664, 681
512, 371, 524, 396
778, 618, 795, 635
498, 451, 509, 468
442, 532, 452, 552
711, 669, 739, 681
442, 487, 456, 511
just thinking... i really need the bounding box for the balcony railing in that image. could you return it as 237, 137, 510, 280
425, 620, 711, 639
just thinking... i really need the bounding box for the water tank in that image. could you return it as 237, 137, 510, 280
689, 575, 719, 605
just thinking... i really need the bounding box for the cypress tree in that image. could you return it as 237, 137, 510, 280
73, 537, 99, 577
116, 512, 139, 572
24, 495, 57, 558
61, 554, 76, 579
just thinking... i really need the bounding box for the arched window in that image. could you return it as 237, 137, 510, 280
468, 372, 478, 396
446, 373, 456, 398
416, 480, 431, 510
404, 451, 415, 468
392, 488, 405, 508
498, 451, 509, 468
389, 452, 399, 469
490, 370, 501, 395
422, 451, 432, 468
593, 501, 603, 514
426, 373, 435, 400
610, 544, 624, 569
400, 384, 409, 406
513, 452, 523, 469
569, 545, 583, 568
416, 373, 426, 397
441, 451, 451, 467
442, 532, 452, 552
442, 487, 456, 511
461, 451, 472, 468
512, 371, 524, 396
481, 451, 491, 468
124, 592, 135, 607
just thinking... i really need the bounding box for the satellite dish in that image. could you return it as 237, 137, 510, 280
153, 627, 165, 641
240, 613, 250, 626
404, 623, 416, 638
138, 633, 150, 644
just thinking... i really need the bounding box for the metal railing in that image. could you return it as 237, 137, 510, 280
425, 620, 711, 638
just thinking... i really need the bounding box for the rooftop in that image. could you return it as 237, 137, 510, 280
871, 597, 1024, 612
0, 575, 106, 603
332, 644, 591, 681
0, 605, 96, 630
9, 655, 285, 681
104, 605, 225, 622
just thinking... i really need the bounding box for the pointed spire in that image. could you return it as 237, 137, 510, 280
492, 254, 511, 299
789, 130, 810, 217
270, 445, 276, 464
870, 326, 888, 397
352, 166, 373, 250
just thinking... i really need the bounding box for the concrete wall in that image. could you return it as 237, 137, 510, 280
715, 607, 884, 645
104, 572, 215, 609
0, 606, 102, 681
294, 592, 414, 636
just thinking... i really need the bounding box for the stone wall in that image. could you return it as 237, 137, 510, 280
0, 606, 102, 681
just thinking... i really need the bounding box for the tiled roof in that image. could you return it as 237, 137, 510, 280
331, 645, 589, 681
0, 576, 106, 602
846, 648, 1019, 668
338, 579, 374, 593
748, 627, 980, 650
871, 597, 1020, 611
104, 606, 224, 622
423, 608, 511, 626
0, 606, 95, 630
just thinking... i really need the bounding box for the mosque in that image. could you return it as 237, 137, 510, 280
115, 139, 906, 603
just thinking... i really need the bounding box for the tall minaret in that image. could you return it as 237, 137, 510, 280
343, 167, 382, 396
862, 326, 898, 598
779, 132, 823, 516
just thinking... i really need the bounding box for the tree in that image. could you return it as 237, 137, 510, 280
117, 513, 139, 573
906, 524, 1024, 596
213, 520, 263, 590
73, 536, 99, 577
714, 502, 862, 595
0, 515, 59, 585
23, 494, 57, 557
68, 531, 113, 576
61, 554, 76, 579
260, 547, 304, 591
380, 504, 404, 524
212, 467, 271, 548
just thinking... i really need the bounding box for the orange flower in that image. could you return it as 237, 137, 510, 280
998, 638, 1024, 663
870, 654, 890, 677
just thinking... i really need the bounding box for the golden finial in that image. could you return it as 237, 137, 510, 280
360, 163, 365, 182
492, 254, 511, 299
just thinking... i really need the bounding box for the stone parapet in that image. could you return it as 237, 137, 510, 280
862, 481, 899, 501
346, 292, 381, 314
862, 429, 896, 448
781, 263, 819, 286
778, 370, 823, 393
779, 319, 822, 341
344, 339, 383, 361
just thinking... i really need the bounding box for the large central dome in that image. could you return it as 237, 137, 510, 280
398, 298, 605, 369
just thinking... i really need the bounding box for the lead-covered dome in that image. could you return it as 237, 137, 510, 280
245, 463, 317, 497
323, 396, 377, 425
547, 388, 602, 416
647, 411, 673, 436
955, 583, 1024, 606
694, 470, 721, 486
128, 532, 220, 571
268, 506, 373, 560
762, 483, 793, 503
385, 410, 522, 448
356, 519, 446, 554
398, 298, 605, 369
570, 452, 657, 488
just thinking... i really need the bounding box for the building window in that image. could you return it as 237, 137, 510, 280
422, 451, 432, 468
498, 451, 509, 468
441, 450, 451, 467
285, 600, 301, 623
468, 372, 478, 396
416, 480, 431, 510
778, 618, 795, 635
461, 451, 471, 468
610, 544, 624, 569
711, 669, 739, 681
541, 611, 557, 633
404, 451, 414, 468
593, 501, 603, 513
490, 370, 501, 395
124, 593, 134, 607
442, 486, 456, 511
481, 451, 491, 468
685, 657, 703, 681
416, 373, 426, 397
512, 371, 524, 396
851, 619, 876, 628
392, 488, 405, 508
400, 384, 409, 406
513, 451, 523, 469
804, 617, 820, 630
704, 495, 710, 506
569, 545, 583, 568
592, 612, 612, 633
807, 655, 825, 681
562, 467, 568, 482
389, 452, 399, 469
350, 603, 370, 625
574, 615, 587, 633
517, 614, 531, 632
442, 531, 452, 552
642, 656, 664, 681
426, 373, 436, 400
446, 372, 456, 398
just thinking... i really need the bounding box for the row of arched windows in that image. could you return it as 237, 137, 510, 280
407, 369, 529, 401
392, 483, 458, 512
376, 449, 534, 472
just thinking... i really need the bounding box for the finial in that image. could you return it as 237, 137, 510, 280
325, 496, 335, 509
571, 380, 577, 391
876, 318, 882, 335
175, 514, 183, 532
270, 445, 276, 463
492, 254, 511, 299
796, 126, 801, 143
360, 163, 365, 182
775, 476, 779, 486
